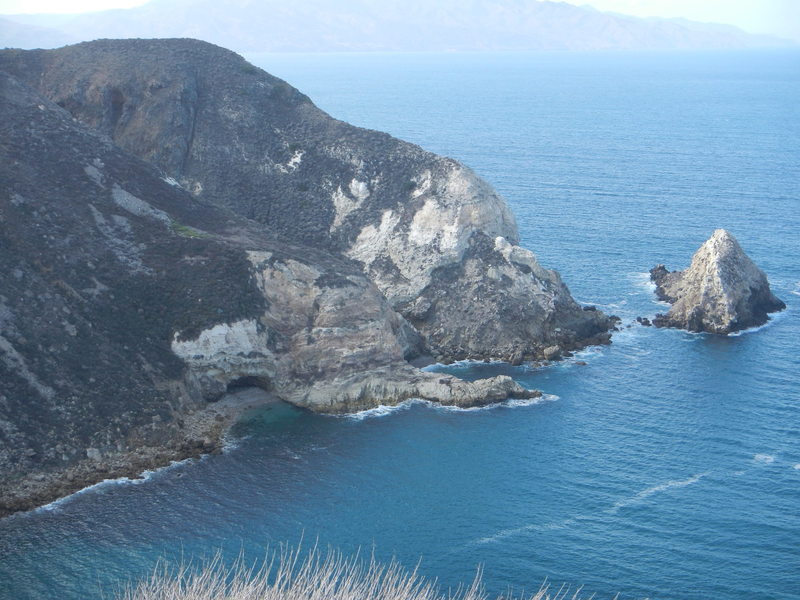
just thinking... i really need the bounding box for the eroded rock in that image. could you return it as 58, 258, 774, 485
0, 70, 546, 516
0, 38, 613, 361
650, 229, 785, 334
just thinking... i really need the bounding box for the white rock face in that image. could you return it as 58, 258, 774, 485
331, 179, 374, 230
494, 236, 558, 285
171, 318, 276, 389
110, 184, 171, 225
171, 249, 535, 411
349, 163, 518, 304
337, 159, 612, 361
651, 229, 785, 334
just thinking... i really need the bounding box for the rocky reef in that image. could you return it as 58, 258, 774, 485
0, 38, 612, 363
650, 229, 785, 334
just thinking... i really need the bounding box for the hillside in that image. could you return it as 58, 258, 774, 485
0, 61, 536, 514
0, 39, 613, 363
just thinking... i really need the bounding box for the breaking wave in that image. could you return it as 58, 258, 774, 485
728, 308, 789, 336
35, 458, 195, 513
343, 394, 557, 421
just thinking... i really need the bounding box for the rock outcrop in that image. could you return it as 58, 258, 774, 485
0, 70, 532, 516
0, 38, 612, 362
0, 38, 616, 516
650, 229, 785, 334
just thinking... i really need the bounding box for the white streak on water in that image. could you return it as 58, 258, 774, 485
471, 472, 710, 546
607, 472, 708, 514
474, 517, 580, 545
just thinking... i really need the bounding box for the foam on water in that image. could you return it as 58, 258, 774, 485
37, 475, 151, 513
474, 517, 581, 545
343, 394, 557, 421
570, 344, 606, 359
629, 271, 656, 290
341, 398, 425, 420
608, 473, 708, 514
436, 393, 557, 412
35, 458, 195, 514
422, 358, 515, 372
753, 454, 776, 464
727, 308, 789, 337
222, 434, 252, 452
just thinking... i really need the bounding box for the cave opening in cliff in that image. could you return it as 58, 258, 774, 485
226, 376, 272, 392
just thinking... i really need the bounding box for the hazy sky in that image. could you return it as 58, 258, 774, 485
1, 0, 798, 40
562, 0, 799, 41
0, 0, 148, 13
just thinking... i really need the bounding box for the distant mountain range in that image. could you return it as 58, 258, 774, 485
0, 16, 76, 49
1, 0, 793, 52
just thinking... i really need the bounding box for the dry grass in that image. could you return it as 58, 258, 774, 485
119, 544, 593, 600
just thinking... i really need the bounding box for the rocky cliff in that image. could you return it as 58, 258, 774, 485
0, 39, 612, 362
0, 69, 534, 516
650, 229, 785, 334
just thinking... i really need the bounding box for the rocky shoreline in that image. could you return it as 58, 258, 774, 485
0, 398, 227, 518
0, 381, 542, 518
0, 39, 652, 518
0, 388, 287, 518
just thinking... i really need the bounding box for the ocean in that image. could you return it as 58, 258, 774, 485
1, 50, 798, 600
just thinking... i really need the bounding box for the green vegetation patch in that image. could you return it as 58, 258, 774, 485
171, 221, 209, 238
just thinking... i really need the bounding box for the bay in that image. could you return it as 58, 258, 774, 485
1, 49, 798, 600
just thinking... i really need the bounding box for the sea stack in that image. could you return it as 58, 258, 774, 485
650, 229, 785, 334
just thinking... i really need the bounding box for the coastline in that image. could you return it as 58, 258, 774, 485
0, 388, 282, 519
1, 377, 550, 518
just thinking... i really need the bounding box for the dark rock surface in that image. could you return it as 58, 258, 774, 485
650, 229, 785, 334
0, 69, 261, 515
0, 39, 613, 362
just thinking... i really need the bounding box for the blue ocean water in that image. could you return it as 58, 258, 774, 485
1, 50, 799, 600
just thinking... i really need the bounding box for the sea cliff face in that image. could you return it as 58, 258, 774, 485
0, 38, 612, 362
0, 64, 537, 515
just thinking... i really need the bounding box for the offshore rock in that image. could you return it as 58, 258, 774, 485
0, 38, 612, 360
651, 229, 785, 334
